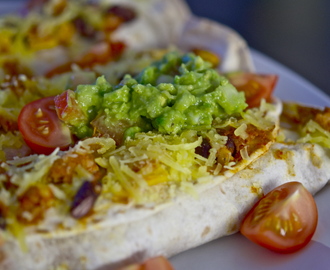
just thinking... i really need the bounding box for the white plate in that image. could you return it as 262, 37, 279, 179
170, 50, 330, 270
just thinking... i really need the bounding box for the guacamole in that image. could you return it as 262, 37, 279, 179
60, 52, 247, 143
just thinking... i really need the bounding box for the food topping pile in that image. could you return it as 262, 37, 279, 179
0, 51, 280, 241
55, 52, 248, 142
0, 0, 281, 246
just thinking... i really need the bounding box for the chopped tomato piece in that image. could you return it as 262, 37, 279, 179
118, 256, 174, 270
227, 73, 278, 108
240, 182, 318, 253
18, 96, 73, 155
54, 90, 86, 123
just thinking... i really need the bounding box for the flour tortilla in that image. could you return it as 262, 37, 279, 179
0, 99, 327, 270
1, 140, 329, 270
0, 78, 283, 270
0, 98, 283, 270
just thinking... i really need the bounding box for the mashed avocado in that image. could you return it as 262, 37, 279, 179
64, 52, 247, 142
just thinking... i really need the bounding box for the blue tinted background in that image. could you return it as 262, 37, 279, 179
186, 0, 330, 96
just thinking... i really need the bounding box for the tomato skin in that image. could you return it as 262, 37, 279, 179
118, 256, 174, 270
18, 96, 73, 155
227, 73, 278, 108
240, 182, 318, 253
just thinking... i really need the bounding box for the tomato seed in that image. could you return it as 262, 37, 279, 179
35, 108, 43, 117
41, 127, 49, 135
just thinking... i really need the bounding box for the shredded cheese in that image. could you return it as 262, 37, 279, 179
298, 120, 330, 148
234, 123, 248, 139
240, 146, 250, 160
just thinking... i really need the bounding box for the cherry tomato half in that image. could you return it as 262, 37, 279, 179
18, 96, 73, 155
227, 73, 278, 108
118, 256, 174, 270
240, 181, 318, 253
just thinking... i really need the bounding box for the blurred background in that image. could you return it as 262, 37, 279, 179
1, 0, 329, 96
186, 0, 330, 96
